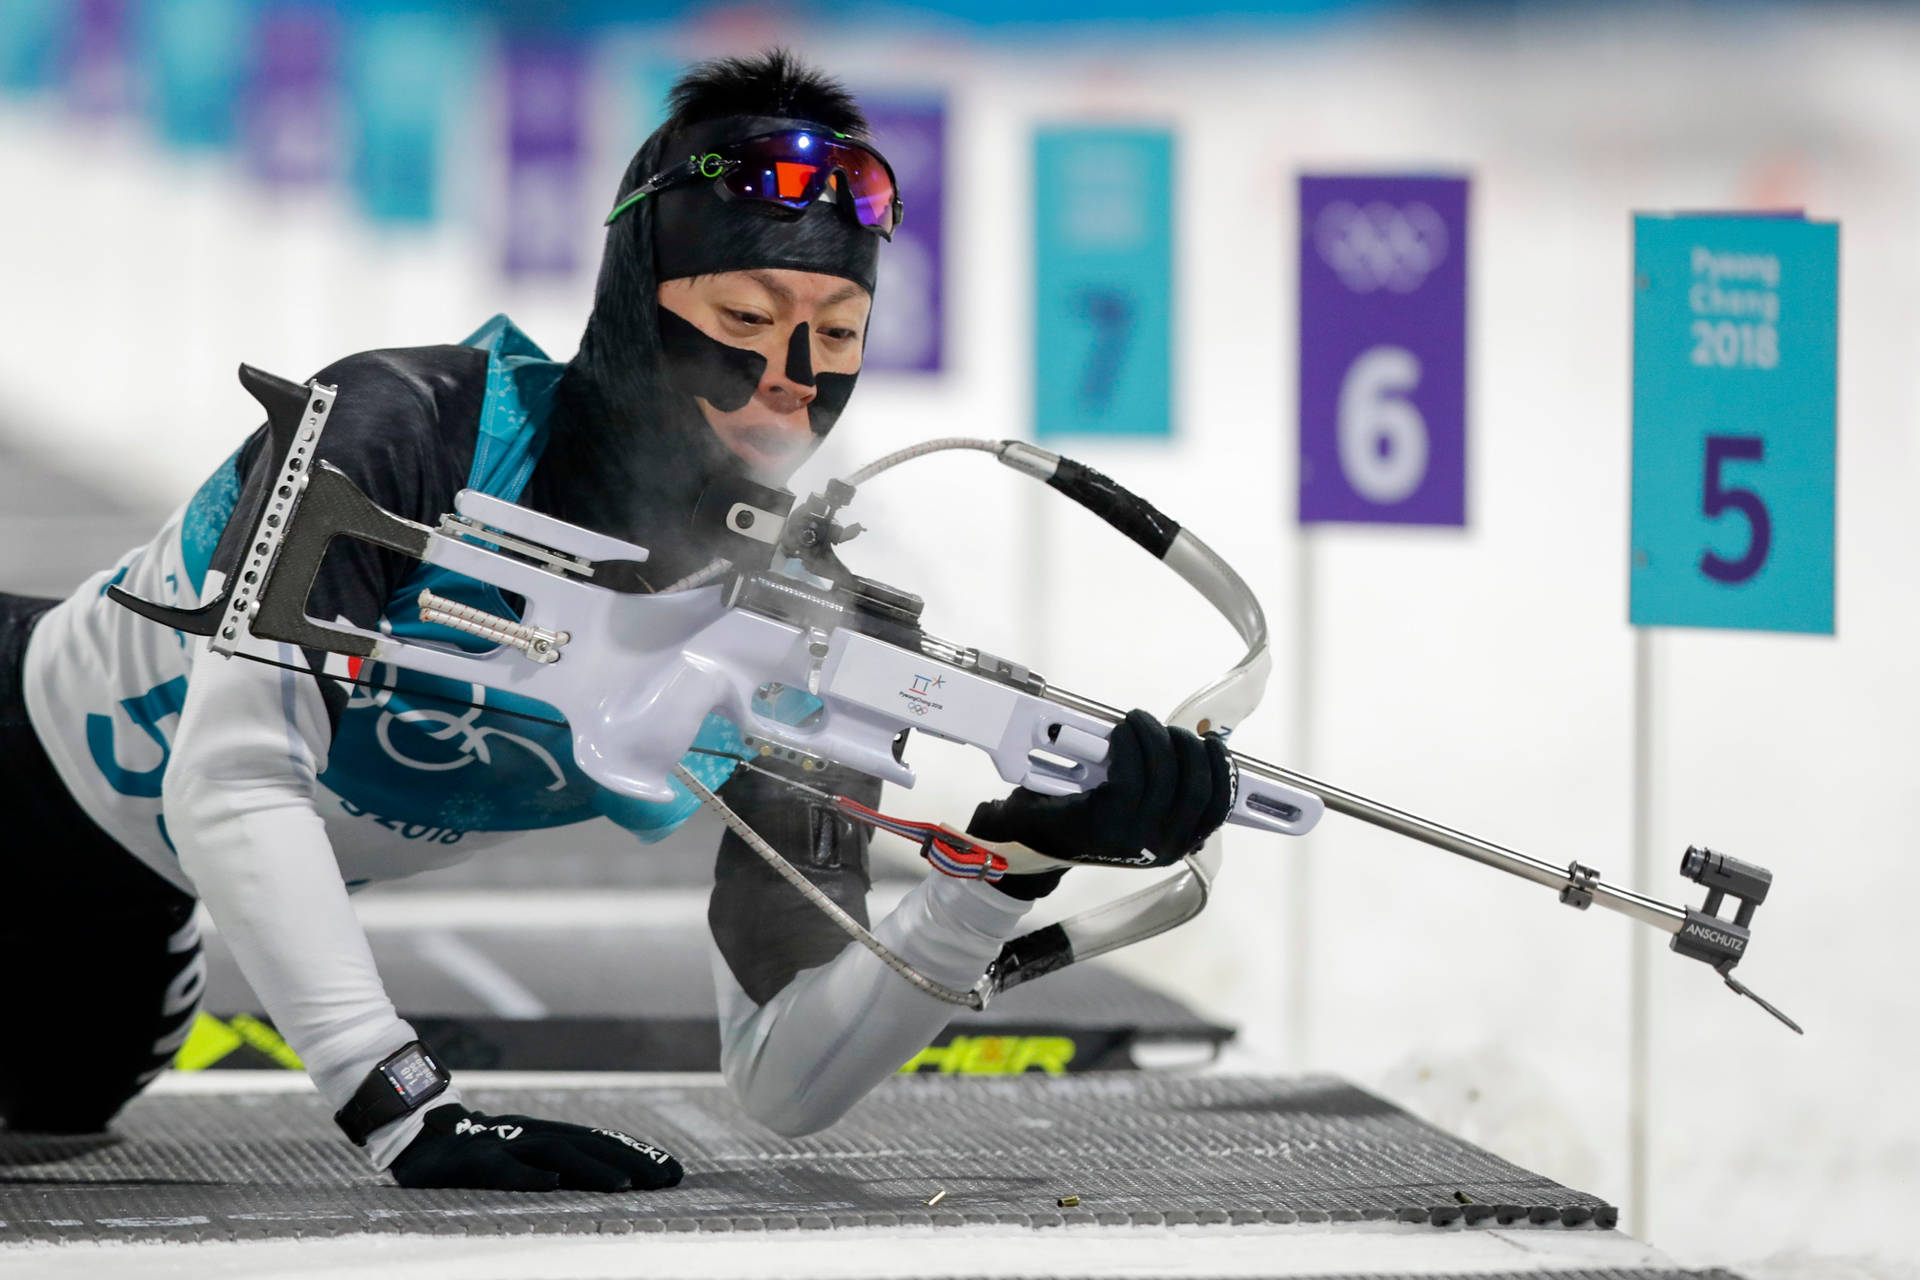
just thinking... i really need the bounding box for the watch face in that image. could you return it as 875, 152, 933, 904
383, 1048, 443, 1104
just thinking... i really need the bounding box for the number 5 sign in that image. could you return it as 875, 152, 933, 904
1298, 174, 1469, 525
1629, 213, 1838, 634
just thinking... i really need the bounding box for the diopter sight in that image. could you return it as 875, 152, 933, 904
1672, 845, 1802, 1034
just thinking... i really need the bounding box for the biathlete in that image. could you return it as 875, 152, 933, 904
0, 50, 1232, 1191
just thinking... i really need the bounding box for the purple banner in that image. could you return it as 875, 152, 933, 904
244, 3, 338, 188
503, 40, 586, 278
860, 97, 945, 373
67, 0, 134, 117
1298, 174, 1469, 526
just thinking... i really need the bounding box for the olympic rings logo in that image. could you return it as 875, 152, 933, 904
347, 662, 569, 793
1314, 200, 1449, 294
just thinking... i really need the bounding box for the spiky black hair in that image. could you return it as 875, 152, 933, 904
663, 48, 868, 140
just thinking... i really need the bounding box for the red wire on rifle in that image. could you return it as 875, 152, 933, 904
830, 795, 1009, 882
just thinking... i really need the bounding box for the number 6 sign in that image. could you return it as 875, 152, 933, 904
1298, 175, 1469, 526
1629, 213, 1838, 635
1338, 345, 1428, 503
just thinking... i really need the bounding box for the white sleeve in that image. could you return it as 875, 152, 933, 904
711, 874, 1033, 1136
164, 633, 458, 1168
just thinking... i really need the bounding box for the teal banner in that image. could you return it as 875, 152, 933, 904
1033, 127, 1173, 439
1629, 213, 1839, 635
629, 57, 675, 136
0, 0, 63, 94
348, 10, 462, 223
589, 37, 674, 153
143, 0, 248, 149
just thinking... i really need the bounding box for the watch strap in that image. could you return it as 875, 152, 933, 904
333, 1041, 450, 1147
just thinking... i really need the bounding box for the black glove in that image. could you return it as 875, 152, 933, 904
968, 708, 1234, 900
389, 1103, 684, 1192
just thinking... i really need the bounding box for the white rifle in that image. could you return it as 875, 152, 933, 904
113, 366, 1799, 1030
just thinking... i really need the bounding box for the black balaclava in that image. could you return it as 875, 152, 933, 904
648, 113, 875, 439
535, 105, 878, 587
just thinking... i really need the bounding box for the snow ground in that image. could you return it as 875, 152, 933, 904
2, 1218, 1676, 1280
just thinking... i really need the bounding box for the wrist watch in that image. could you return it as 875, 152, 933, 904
333, 1041, 451, 1146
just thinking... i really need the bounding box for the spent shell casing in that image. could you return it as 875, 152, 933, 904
925, 1189, 947, 1207
1057, 1195, 1081, 1208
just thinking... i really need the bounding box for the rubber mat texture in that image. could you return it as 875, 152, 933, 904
0, 1074, 1616, 1243
941, 1274, 1746, 1280
938, 1274, 1745, 1280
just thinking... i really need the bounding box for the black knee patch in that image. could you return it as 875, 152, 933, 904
0, 898, 198, 1140
709, 761, 877, 1004
1, 1091, 125, 1135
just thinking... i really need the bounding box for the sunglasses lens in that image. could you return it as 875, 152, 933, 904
835, 151, 899, 235
723, 133, 898, 234
722, 158, 823, 209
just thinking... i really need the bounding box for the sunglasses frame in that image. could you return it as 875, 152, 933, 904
605, 129, 904, 239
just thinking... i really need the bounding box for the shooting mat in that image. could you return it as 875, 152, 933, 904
1, 1074, 1615, 1244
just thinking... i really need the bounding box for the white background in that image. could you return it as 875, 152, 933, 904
1, 7, 1914, 1276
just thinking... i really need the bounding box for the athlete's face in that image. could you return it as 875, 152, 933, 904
657, 269, 870, 481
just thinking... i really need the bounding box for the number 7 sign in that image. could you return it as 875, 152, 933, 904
1034, 127, 1172, 439
1629, 214, 1838, 635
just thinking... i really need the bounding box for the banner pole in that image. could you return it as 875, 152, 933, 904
1628, 624, 1656, 1239
1287, 526, 1315, 1068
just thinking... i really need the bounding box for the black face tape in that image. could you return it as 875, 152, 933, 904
785, 322, 815, 387
658, 304, 856, 439
808, 371, 858, 437
656, 305, 765, 413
